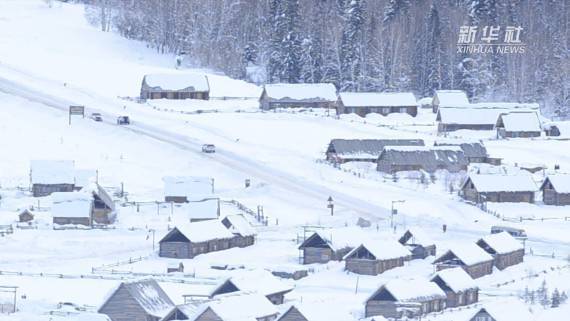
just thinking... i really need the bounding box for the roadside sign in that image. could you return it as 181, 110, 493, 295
69, 105, 85, 125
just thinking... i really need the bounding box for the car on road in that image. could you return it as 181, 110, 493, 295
91, 112, 103, 122
201, 144, 216, 153
117, 115, 130, 125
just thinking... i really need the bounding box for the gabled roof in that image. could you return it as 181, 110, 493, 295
81, 182, 115, 211
263, 83, 337, 101
431, 267, 477, 293
436, 107, 506, 125
477, 232, 524, 254
30, 160, 75, 185
496, 112, 541, 132
367, 278, 446, 303
398, 228, 435, 246
378, 146, 468, 169
143, 73, 209, 92
471, 300, 535, 321
51, 192, 92, 218
163, 176, 213, 200
190, 292, 278, 321
222, 214, 256, 237
339, 92, 417, 107
540, 174, 570, 193
434, 90, 469, 107
160, 220, 235, 243
343, 241, 411, 261
188, 198, 220, 220
228, 270, 294, 297
101, 279, 174, 319
328, 139, 425, 159
461, 174, 537, 193
297, 232, 333, 250
434, 139, 488, 159
433, 244, 493, 266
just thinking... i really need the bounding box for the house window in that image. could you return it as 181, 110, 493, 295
382, 107, 390, 114
399, 107, 408, 113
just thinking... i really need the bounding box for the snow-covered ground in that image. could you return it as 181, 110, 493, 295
0, 1, 569, 320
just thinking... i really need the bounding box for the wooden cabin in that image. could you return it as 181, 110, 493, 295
260, 83, 337, 110
343, 241, 411, 276
430, 267, 479, 308
433, 139, 496, 164
398, 228, 436, 259
337, 92, 417, 117
188, 198, 220, 222
365, 279, 446, 319
158, 220, 236, 259
210, 272, 293, 305
30, 160, 75, 197
460, 174, 537, 204
433, 244, 494, 279
325, 139, 425, 164
476, 232, 524, 270
140, 73, 210, 100
163, 176, 214, 203
540, 174, 570, 205
298, 232, 338, 264
98, 279, 174, 321
221, 214, 256, 248
276, 306, 309, 321
82, 183, 116, 224
376, 146, 468, 174
495, 112, 541, 138
18, 209, 34, 223
436, 107, 502, 132
466, 300, 535, 321
432, 90, 469, 113
51, 192, 93, 226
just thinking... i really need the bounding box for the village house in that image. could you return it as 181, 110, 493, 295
210, 271, 294, 305
398, 228, 436, 259
365, 278, 447, 319
495, 111, 542, 138
433, 244, 494, 279
221, 214, 256, 248
51, 192, 93, 226
99, 279, 175, 321
460, 174, 537, 203
259, 83, 337, 111
343, 241, 411, 276
18, 209, 34, 223
466, 300, 535, 321
430, 267, 479, 308
297, 231, 354, 264
543, 121, 570, 137
540, 174, 570, 205
418, 97, 432, 109
337, 92, 418, 117
140, 73, 210, 100
188, 198, 220, 222
376, 146, 468, 174
436, 107, 504, 133
325, 139, 425, 163
158, 220, 236, 259
476, 232, 524, 270
433, 139, 500, 164
30, 160, 75, 197
163, 176, 214, 203
82, 183, 116, 224
276, 306, 309, 321
432, 90, 470, 113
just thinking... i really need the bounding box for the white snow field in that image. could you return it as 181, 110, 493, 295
0, 1, 569, 321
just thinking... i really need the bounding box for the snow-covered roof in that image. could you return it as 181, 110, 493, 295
434, 243, 493, 266
328, 139, 424, 159
542, 174, 570, 193
463, 174, 537, 192
263, 83, 337, 101
472, 102, 540, 110
192, 292, 278, 321
436, 107, 506, 125
51, 192, 92, 218
30, 160, 74, 185
379, 146, 468, 171
368, 278, 446, 303
384, 146, 463, 153
497, 112, 541, 132
418, 97, 433, 106
399, 228, 435, 246
339, 92, 417, 107
434, 139, 488, 159
344, 240, 411, 260
81, 182, 115, 211
143, 73, 209, 92
163, 176, 213, 200
472, 299, 535, 321
542, 121, 570, 137
434, 90, 469, 107
229, 270, 293, 296
478, 232, 524, 254
431, 267, 477, 293
222, 214, 256, 237
188, 199, 219, 220
119, 280, 174, 318
163, 220, 235, 243
74, 169, 97, 188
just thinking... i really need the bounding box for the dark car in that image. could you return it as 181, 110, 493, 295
201, 144, 216, 153
91, 113, 103, 122
117, 115, 130, 125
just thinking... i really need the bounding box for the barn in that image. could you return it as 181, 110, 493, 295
376, 146, 468, 174
221, 214, 256, 247
436, 107, 504, 132
431, 90, 469, 113
188, 198, 220, 222
82, 183, 116, 224
51, 192, 93, 226
430, 267, 479, 308
460, 174, 537, 203
540, 174, 570, 205
433, 139, 494, 164
98, 279, 174, 321
343, 241, 411, 275
163, 176, 214, 203
365, 278, 446, 318
337, 92, 417, 117
433, 244, 494, 279
325, 139, 425, 163
495, 111, 542, 138
259, 83, 337, 111
476, 232, 524, 270
30, 160, 75, 197
140, 73, 210, 100
398, 228, 436, 259
158, 220, 235, 259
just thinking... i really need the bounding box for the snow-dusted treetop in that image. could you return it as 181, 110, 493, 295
263, 83, 337, 101
339, 92, 417, 107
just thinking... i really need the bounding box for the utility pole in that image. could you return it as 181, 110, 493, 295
327, 196, 334, 216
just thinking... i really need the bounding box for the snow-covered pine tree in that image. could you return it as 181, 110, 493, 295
280, 0, 302, 83
340, 0, 365, 91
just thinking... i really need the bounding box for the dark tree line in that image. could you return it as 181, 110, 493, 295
82, 0, 569, 116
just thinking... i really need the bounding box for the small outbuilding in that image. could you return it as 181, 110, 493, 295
540, 174, 570, 205
82, 183, 116, 224
436, 107, 504, 132
495, 111, 542, 138
430, 267, 479, 308
188, 198, 220, 222
260, 83, 337, 110
51, 192, 93, 226
276, 305, 309, 321
30, 160, 75, 197
163, 176, 214, 203
325, 139, 425, 163
337, 92, 417, 117
18, 209, 34, 223
343, 241, 411, 276
298, 232, 337, 264
210, 271, 294, 305
398, 228, 436, 259
221, 214, 256, 247
476, 232, 524, 270
376, 146, 468, 174
432, 90, 469, 113
433, 244, 494, 279
140, 73, 210, 100
460, 174, 537, 203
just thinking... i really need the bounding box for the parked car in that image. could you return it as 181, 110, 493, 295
91, 112, 103, 122
117, 115, 130, 125
201, 144, 216, 153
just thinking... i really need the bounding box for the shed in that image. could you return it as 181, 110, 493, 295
140, 73, 210, 100
276, 305, 309, 321
376, 146, 468, 173
343, 241, 411, 275
51, 192, 93, 226
436, 107, 505, 132
30, 160, 75, 197
297, 232, 337, 264
159, 220, 236, 259
326, 139, 425, 163
365, 278, 446, 318
260, 83, 337, 110
495, 112, 541, 138
337, 92, 417, 117
433, 139, 490, 164
188, 198, 220, 222
541, 174, 570, 205
221, 214, 256, 247
433, 244, 494, 279
476, 232, 524, 270
163, 176, 214, 203
398, 228, 436, 259
18, 209, 34, 223
460, 174, 537, 203
98, 279, 174, 321
81, 183, 116, 224
432, 90, 469, 113
430, 267, 478, 308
